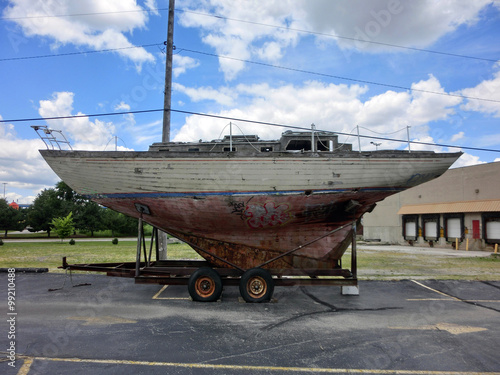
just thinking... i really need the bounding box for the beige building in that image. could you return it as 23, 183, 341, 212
363, 161, 500, 250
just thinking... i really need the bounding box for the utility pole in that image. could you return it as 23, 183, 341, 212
159, 0, 175, 259
162, 0, 175, 143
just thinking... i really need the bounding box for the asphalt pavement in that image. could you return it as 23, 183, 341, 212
1, 272, 499, 374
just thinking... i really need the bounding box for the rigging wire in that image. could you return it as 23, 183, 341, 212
2, 108, 499, 154
230, 122, 262, 152
357, 125, 407, 136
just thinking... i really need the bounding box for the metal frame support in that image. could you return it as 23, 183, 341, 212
342, 221, 359, 295
135, 216, 159, 277
135, 216, 143, 277
257, 221, 354, 269
351, 221, 357, 279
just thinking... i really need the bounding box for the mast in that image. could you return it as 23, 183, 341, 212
162, 0, 175, 143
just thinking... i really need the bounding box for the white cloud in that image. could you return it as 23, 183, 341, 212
177, 0, 497, 79
450, 131, 465, 142
0, 120, 59, 203
450, 152, 487, 168
0, 92, 136, 204
38, 92, 116, 150
173, 55, 200, 77
114, 101, 131, 111
173, 75, 464, 151
3, 0, 156, 69
305, 0, 495, 51
173, 82, 236, 106
144, 0, 159, 16
459, 68, 500, 117
407, 75, 463, 123
178, 0, 303, 80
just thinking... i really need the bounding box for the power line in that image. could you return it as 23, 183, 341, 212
0, 109, 163, 123
0, 8, 168, 20
2, 108, 499, 154
1, 6, 497, 64
4, 40, 496, 105
177, 9, 499, 64
0, 43, 162, 62
4, 40, 496, 104
178, 48, 500, 104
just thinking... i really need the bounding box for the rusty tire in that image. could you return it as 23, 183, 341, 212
188, 267, 222, 302
239, 268, 274, 303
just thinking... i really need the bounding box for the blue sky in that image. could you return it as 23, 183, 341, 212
1, 0, 500, 204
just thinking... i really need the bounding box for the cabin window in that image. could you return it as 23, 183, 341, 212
223, 147, 236, 152
261, 147, 273, 152
188, 148, 200, 152
316, 140, 329, 151
286, 140, 311, 151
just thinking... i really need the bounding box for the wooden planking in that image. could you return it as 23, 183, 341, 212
44, 153, 457, 195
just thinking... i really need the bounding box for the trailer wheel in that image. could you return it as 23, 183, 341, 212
188, 267, 222, 302
239, 268, 274, 303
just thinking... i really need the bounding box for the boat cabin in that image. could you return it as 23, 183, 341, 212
149, 130, 352, 154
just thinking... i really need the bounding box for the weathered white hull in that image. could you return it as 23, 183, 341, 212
40, 150, 458, 195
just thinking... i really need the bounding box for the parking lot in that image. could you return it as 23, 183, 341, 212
1, 272, 499, 374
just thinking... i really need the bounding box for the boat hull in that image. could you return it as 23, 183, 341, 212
40, 150, 461, 270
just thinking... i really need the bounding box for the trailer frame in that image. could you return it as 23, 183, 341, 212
60, 217, 359, 301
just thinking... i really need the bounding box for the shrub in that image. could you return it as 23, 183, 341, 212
69, 239, 76, 245
112, 238, 119, 245
0, 239, 3, 246
51, 212, 75, 242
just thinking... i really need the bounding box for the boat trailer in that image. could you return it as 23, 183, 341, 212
61, 217, 359, 303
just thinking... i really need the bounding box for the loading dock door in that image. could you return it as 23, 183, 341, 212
405, 221, 417, 237
486, 221, 500, 241
447, 218, 461, 239
424, 221, 438, 239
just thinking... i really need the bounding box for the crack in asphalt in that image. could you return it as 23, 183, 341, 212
261, 286, 401, 331
419, 281, 500, 314
481, 280, 500, 290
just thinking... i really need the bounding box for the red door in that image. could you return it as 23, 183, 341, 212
472, 220, 480, 239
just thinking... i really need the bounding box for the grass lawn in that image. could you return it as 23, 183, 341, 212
344, 248, 500, 280
0, 240, 202, 272
0, 240, 498, 279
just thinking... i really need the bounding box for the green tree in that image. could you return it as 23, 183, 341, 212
55, 181, 87, 205
74, 201, 105, 236
103, 209, 138, 236
55, 181, 107, 236
0, 199, 25, 238
27, 188, 70, 237
51, 212, 75, 241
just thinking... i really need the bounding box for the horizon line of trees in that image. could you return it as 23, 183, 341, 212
0, 181, 139, 238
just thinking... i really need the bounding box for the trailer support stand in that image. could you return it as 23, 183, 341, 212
342, 222, 359, 296
135, 216, 143, 277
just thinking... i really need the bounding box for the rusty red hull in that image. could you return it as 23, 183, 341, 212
95, 189, 395, 270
